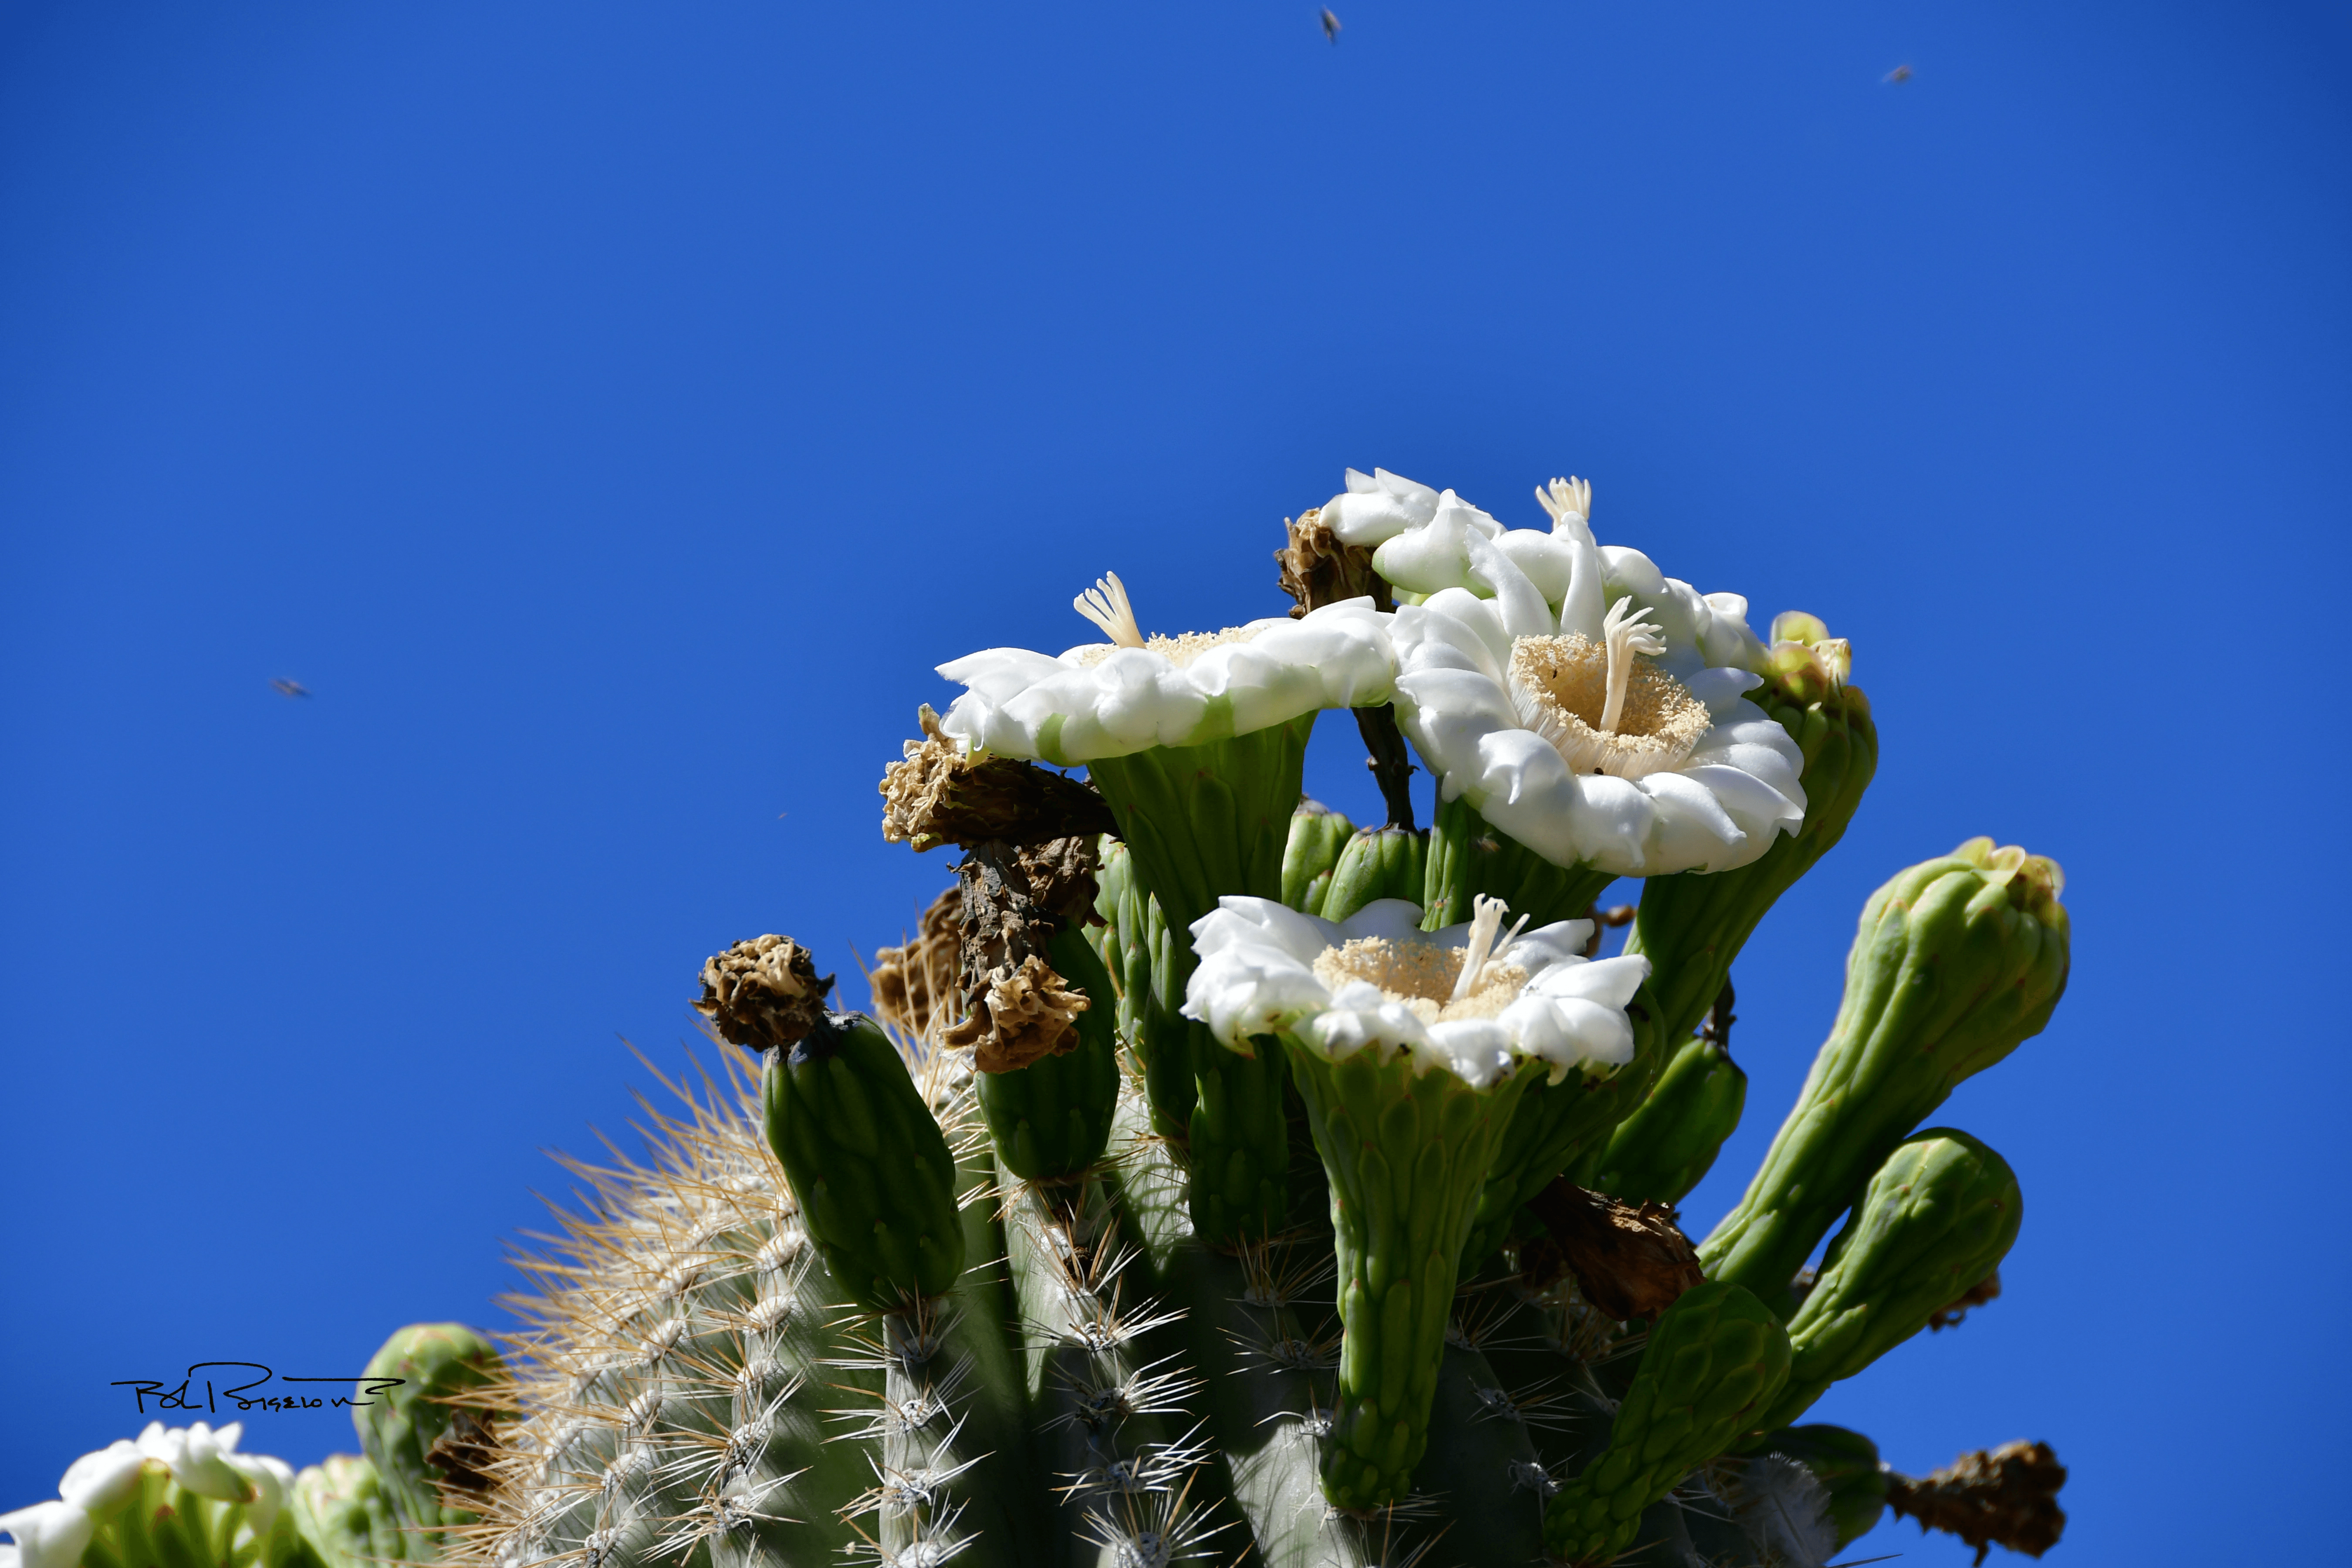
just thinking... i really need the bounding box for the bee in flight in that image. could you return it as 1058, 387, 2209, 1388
271, 678, 312, 699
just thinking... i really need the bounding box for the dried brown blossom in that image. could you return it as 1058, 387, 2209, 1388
941, 836, 1104, 1071
1273, 505, 1395, 618
1887, 1440, 2068, 1564
867, 885, 962, 1040
694, 935, 835, 1051
1524, 1179, 1706, 1321
1927, 1268, 2003, 1331
880, 704, 1116, 852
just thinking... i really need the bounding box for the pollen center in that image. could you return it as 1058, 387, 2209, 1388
1076, 626, 1261, 669
1313, 936, 1526, 1024
1506, 633, 1710, 780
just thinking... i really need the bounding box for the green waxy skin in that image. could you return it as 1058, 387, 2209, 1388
1090, 836, 1198, 1135
1280, 1042, 1539, 1509
1317, 825, 1426, 923
1624, 670, 1878, 1048
1542, 1281, 1794, 1565
1420, 793, 1614, 932
1758, 1129, 2023, 1430
354, 1323, 505, 1561
1700, 840, 2066, 1308
1752, 1423, 1891, 1548
1086, 716, 1315, 1244
81, 1458, 328, 1568
1588, 1031, 1747, 1205
289, 1455, 396, 1568
973, 923, 1122, 1181
1457, 977, 1670, 1269
762, 1011, 967, 1310
1281, 800, 1355, 916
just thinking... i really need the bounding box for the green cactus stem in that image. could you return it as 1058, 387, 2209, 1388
1622, 636, 1878, 1048
1758, 1129, 2023, 1429
1280, 799, 1355, 916
1701, 838, 2065, 1308
1541, 1281, 1794, 1565
1587, 987, 1746, 1205
1085, 716, 1315, 1244
1317, 825, 1426, 923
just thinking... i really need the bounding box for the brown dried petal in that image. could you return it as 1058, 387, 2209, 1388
941, 953, 1088, 1072
1927, 1268, 2002, 1331
696, 935, 835, 1051
868, 886, 963, 1040
1274, 505, 1394, 618
1525, 1179, 1707, 1322
422, 1407, 500, 1499
880, 704, 1117, 852
1887, 1440, 2068, 1564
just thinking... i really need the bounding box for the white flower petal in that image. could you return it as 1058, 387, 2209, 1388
0, 1504, 93, 1568
1325, 467, 1442, 545
57, 1445, 144, 1516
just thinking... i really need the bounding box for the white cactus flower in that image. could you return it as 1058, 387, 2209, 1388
56, 1443, 145, 1515
936, 571, 1395, 766
0, 1503, 94, 1568
135, 1420, 259, 1504
1373, 474, 1805, 876
1182, 893, 1649, 1089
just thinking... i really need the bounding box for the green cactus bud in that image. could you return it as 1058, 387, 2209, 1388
1754, 1424, 1891, 1548
1421, 792, 1614, 932
355, 1325, 504, 1560
1318, 824, 1426, 922
288, 1456, 396, 1568
1280, 798, 1355, 914
973, 923, 1123, 1181
763, 1010, 968, 1309
1543, 1281, 1793, 1565
1758, 1130, 2023, 1429
1589, 1009, 1746, 1206
1285, 1045, 1541, 1509
1701, 839, 2065, 1307
1087, 717, 1314, 1243
1623, 642, 1878, 1048
1089, 835, 1198, 1134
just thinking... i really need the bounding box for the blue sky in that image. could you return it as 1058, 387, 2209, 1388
2, 3, 2346, 1561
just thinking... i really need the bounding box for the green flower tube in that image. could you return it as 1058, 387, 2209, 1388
1088, 835, 1197, 1134
9, 1422, 317, 1568
1588, 1025, 1746, 1205
287, 1456, 393, 1568
1701, 839, 2067, 1308
1752, 1424, 1890, 1549
1758, 1129, 2023, 1429
1420, 793, 1615, 932
1279, 798, 1355, 915
1185, 892, 1649, 1506
1622, 620, 1878, 1047
973, 922, 1123, 1181
1542, 1281, 1793, 1565
1319, 823, 1427, 923
762, 1010, 968, 1310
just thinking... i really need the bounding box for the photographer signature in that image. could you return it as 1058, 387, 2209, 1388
113, 1364, 406, 1416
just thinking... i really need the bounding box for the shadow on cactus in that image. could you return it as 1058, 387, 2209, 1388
3, 466, 2074, 1568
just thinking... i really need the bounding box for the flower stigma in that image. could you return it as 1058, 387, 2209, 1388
1071, 569, 1264, 669
1533, 475, 1592, 531
1504, 597, 1712, 781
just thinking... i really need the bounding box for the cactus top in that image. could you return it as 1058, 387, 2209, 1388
1353, 467, 1808, 877
1182, 892, 1649, 1087
934, 570, 1395, 766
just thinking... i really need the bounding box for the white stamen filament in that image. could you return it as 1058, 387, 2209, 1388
1074, 571, 1146, 648
1534, 476, 1592, 532
1450, 894, 1529, 1002
1598, 598, 1667, 735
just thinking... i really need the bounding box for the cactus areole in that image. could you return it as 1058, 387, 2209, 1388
4, 466, 2077, 1568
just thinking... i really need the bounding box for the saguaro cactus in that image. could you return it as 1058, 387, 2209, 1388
4, 465, 2079, 1568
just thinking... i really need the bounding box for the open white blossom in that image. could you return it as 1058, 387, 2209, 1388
936, 571, 1395, 766
2, 1423, 292, 1568
1372, 474, 1805, 876
1182, 894, 1649, 1089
